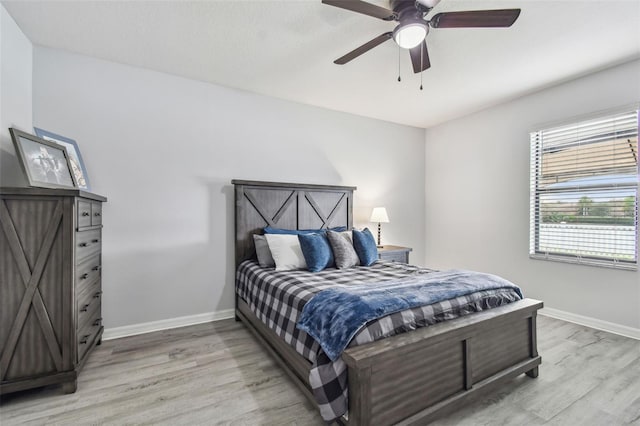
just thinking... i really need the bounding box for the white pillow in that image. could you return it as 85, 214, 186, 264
265, 234, 308, 271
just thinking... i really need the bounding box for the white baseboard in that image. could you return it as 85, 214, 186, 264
540, 307, 640, 340
103, 307, 640, 342
102, 309, 235, 341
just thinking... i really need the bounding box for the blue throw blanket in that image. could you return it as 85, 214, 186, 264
297, 269, 523, 361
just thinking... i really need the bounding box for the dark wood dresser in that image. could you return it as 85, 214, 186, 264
0, 187, 106, 394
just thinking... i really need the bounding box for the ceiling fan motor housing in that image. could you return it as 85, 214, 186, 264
390, 0, 427, 20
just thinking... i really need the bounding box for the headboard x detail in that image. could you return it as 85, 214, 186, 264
232, 179, 356, 266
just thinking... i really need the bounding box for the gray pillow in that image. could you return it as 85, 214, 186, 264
327, 230, 360, 269
253, 234, 275, 268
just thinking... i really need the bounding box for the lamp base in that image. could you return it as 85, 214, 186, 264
377, 245, 384, 248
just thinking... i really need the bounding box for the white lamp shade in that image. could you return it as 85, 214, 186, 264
370, 207, 389, 223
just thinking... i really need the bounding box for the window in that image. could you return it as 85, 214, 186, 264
530, 108, 639, 270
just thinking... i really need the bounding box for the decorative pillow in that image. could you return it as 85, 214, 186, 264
298, 233, 335, 272
326, 230, 360, 269
339, 230, 353, 243
264, 234, 307, 271
253, 234, 275, 268
263, 226, 348, 235
352, 228, 378, 266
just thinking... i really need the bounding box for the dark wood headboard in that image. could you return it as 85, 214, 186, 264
232, 180, 356, 266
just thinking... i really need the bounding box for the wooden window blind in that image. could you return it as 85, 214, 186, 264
530, 108, 638, 269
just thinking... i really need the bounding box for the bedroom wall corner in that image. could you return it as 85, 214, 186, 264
0, 4, 32, 187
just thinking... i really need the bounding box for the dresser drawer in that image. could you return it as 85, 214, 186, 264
78, 201, 103, 230
76, 253, 101, 290
77, 307, 102, 361
91, 203, 102, 227
76, 229, 102, 263
380, 251, 409, 263
77, 280, 102, 329
77, 200, 92, 229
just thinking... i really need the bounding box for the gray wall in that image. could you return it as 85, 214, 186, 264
0, 4, 32, 187
425, 59, 640, 330
32, 46, 426, 328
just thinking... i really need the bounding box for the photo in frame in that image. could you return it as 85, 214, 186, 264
9, 128, 78, 189
34, 127, 91, 190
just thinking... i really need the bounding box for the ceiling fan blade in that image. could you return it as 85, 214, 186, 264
322, 0, 396, 21
430, 9, 521, 28
334, 32, 393, 65
409, 41, 431, 73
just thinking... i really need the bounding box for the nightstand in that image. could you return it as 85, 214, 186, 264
378, 245, 412, 264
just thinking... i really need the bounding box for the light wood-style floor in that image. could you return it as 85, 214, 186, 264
1, 316, 638, 425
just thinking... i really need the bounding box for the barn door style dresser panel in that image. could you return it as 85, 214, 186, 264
0, 188, 106, 394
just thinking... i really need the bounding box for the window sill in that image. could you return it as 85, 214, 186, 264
529, 253, 637, 271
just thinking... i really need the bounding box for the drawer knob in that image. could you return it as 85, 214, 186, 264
82, 211, 90, 216
80, 303, 90, 312
92, 265, 102, 271
93, 291, 102, 299
80, 273, 89, 280
94, 212, 101, 217
93, 318, 102, 327
79, 242, 89, 247
79, 334, 91, 345
91, 239, 100, 243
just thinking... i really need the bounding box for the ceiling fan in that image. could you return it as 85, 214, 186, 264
322, 0, 521, 74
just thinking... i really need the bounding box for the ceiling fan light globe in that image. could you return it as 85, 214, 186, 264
393, 22, 427, 49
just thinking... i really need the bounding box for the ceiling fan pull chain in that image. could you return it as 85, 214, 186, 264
397, 43, 401, 81
420, 46, 424, 90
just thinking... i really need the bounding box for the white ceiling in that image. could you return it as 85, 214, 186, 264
3, 0, 640, 128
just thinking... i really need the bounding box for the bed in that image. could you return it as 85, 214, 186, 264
232, 179, 542, 425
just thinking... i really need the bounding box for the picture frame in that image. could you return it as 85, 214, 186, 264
34, 127, 91, 190
9, 128, 78, 190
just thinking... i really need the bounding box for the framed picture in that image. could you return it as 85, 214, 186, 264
34, 127, 91, 190
9, 128, 78, 189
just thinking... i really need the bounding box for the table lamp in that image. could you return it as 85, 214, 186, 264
370, 207, 389, 247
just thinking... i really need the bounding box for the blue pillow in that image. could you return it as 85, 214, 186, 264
352, 228, 378, 266
264, 226, 347, 235
298, 233, 335, 272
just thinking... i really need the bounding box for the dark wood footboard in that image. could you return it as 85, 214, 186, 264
343, 298, 542, 425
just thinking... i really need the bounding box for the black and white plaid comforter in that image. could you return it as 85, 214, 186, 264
236, 260, 521, 422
